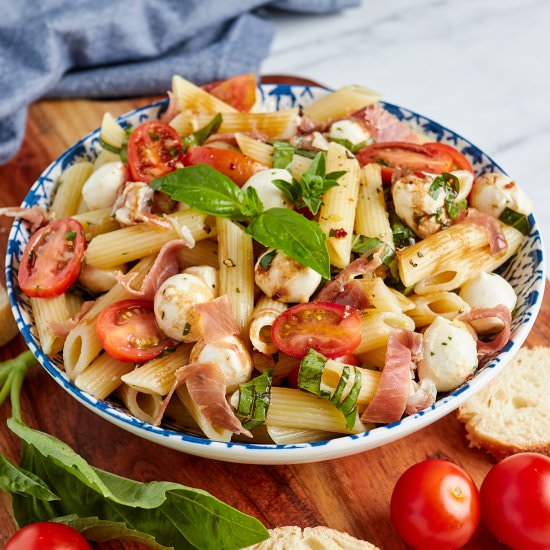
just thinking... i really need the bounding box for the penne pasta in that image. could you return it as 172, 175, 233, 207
289, 154, 313, 180
355, 163, 393, 246
355, 309, 415, 354
177, 238, 219, 268
217, 218, 254, 332
249, 296, 287, 354
168, 109, 200, 135
357, 346, 387, 370
118, 385, 163, 425
303, 85, 380, 122
318, 142, 361, 268
72, 207, 120, 238
99, 113, 126, 149
121, 344, 192, 395
235, 133, 273, 166
51, 162, 93, 218
85, 210, 215, 268
75, 353, 133, 400
359, 277, 409, 313
93, 148, 120, 168
407, 291, 471, 327
172, 75, 237, 114
266, 425, 335, 445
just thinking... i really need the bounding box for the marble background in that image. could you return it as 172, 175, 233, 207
263, 0, 550, 254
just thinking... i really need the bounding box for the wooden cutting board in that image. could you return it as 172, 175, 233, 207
0, 76, 548, 550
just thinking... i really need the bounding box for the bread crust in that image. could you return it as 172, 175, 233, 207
457, 346, 550, 461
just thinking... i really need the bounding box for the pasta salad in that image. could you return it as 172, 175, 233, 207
5, 74, 533, 445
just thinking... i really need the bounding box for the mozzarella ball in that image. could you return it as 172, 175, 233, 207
329, 119, 370, 145
392, 173, 448, 238
418, 316, 478, 392
255, 249, 321, 303
190, 335, 253, 392
459, 271, 517, 311
82, 161, 127, 210
242, 169, 294, 210
470, 172, 533, 218
154, 274, 214, 342
183, 265, 218, 296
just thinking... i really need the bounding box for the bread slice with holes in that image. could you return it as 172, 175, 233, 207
244, 526, 380, 549
457, 346, 550, 460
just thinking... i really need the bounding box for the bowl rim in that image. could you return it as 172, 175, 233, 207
5, 84, 546, 464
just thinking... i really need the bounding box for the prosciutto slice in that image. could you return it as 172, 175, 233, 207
352, 104, 420, 143
362, 330, 423, 424
0, 206, 50, 232
194, 295, 240, 344
160, 91, 180, 123
153, 362, 251, 437
459, 305, 512, 355
459, 208, 507, 255
315, 254, 382, 306
50, 301, 95, 338
117, 240, 187, 301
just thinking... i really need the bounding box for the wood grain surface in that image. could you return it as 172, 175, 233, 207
0, 77, 547, 550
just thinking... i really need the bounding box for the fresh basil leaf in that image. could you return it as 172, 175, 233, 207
53, 515, 171, 549
325, 170, 347, 181
389, 209, 416, 249
151, 165, 245, 219
351, 235, 399, 281
499, 207, 530, 235
272, 178, 302, 205
295, 148, 318, 159
0, 454, 58, 501
259, 249, 277, 270
327, 138, 368, 154
240, 186, 264, 218
9, 421, 269, 549
194, 113, 223, 145
271, 141, 295, 169
246, 209, 330, 279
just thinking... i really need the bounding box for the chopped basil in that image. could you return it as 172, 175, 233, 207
259, 249, 277, 270
499, 207, 530, 235
236, 371, 272, 430
390, 209, 417, 249
298, 349, 327, 396
97, 137, 121, 155
294, 148, 318, 159
182, 322, 191, 336
65, 230, 76, 241
271, 141, 295, 169
351, 235, 399, 281
181, 113, 223, 152
327, 137, 369, 154
429, 172, 466, 220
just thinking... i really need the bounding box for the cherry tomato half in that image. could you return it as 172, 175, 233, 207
182, 146, 265, 187
5, 522, 91, 550
391, 459, 480, 550
127, 120, 183, 183
18, 218, 86, 298
357, 141, 473, 183
202, 73, 257, 112
96, 299, 174, 362
480, 452, 550, 550
271, 302, 362, 359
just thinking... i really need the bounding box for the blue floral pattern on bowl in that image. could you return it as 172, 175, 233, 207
5, 85, 545, 464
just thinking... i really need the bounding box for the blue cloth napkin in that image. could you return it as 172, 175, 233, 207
0, 0, 358, 164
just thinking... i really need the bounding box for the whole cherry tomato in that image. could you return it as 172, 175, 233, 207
5, 522, 91, 550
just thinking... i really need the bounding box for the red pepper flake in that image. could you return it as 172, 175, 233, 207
330, 228, 348, 239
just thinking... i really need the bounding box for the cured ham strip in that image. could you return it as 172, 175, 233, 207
459, 305, 512, 355
0, 206, 50, 231
117, 240, 187, 301
459, 208, 507, 255
315, 254, 382, 306
153, 361, 251, 437
362, 330, 422, 424
160, 91, 180, 123
352, 104, 420, 143
193, 295, 240, 344
50, 301, 95, 338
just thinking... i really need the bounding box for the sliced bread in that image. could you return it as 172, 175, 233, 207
457, 346, 550, 460
244, 526, 380, 549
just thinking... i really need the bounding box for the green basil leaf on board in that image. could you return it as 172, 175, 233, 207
246, 208, 331, 279
0, 352, 269, 550
499, 207, 530, 235
271, 140, 295, 169
52, 515, 170, 549
151, 165, 246, 220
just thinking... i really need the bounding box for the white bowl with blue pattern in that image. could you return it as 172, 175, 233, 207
5, 84, 546, 464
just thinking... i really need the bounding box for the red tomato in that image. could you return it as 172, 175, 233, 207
480, 453, 550, 550
391, 459, 480, 550
5, 522, 91, 550
271, 302, 362, 359
18, 219, 86, 298
202, 73, 257, 111
287, 366, 300, 388
357, 141, 473, 183
333, 353, 361, 366
182, 146, 265, 187
96, 300, 174, 362
127, 120, 183, 183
